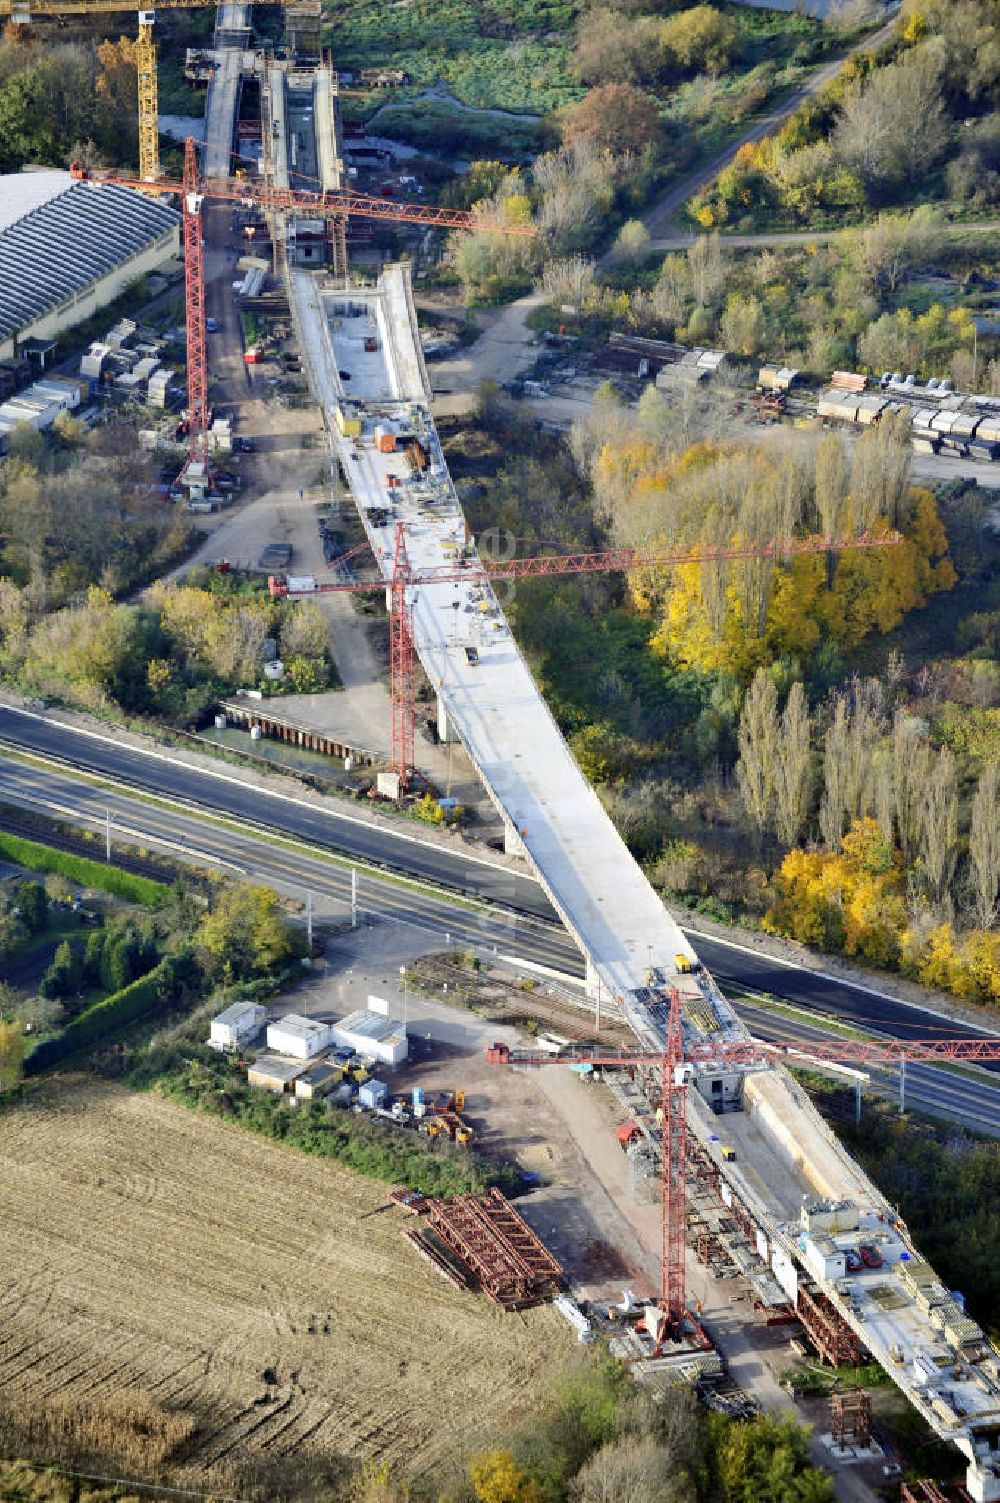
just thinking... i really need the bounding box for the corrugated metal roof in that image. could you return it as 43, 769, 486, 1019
0, 176, 179, 341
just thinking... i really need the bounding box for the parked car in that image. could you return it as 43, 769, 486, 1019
859, 1243, 883, 1269
845, 1249, 864, 1273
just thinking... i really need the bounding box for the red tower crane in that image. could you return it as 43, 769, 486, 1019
271, 522, 902, 783
69, 139, 537, 471
485, 1004, 1000, 1344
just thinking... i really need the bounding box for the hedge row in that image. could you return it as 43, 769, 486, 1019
0, 832, 168, 907
26, 959, 173, 1074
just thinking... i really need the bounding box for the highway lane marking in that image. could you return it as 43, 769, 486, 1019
15, 718, 986, 1040
0, 790, 247, 876
0, 704, 518, 878
0, 747, 495, 915
0, 771, 577, 965
684, 924, 1000, 1039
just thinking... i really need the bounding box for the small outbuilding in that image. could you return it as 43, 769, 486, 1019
358, 1079, 388, 1110
295, 1063, 342, 1100
209, 1001, 266, 1052
247, 1054, 308, 1093
266, 1013, 331, 1059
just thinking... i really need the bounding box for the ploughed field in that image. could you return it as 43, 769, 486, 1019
0, 1078, 566, 1487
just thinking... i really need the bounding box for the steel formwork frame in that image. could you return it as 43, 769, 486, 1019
797, 1284, 862, 1368
831, 1389, 871, 1449
424, 1189, 563, 1307
390, 522, 415, 784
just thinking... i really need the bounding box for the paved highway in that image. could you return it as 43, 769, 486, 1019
2, 705, 999, 1069
738, 1002, 1000, 1138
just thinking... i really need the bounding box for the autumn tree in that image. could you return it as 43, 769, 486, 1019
570, 1436, 682, 1503
687, 233, 726, 308
720, 293, 765, 356
774, 682, 813, 849
892, 713, 931, 865
660, 5, 738, 76
714, 1413, 835, 1503
848, 409, 911, 529
540, 255, 597, 312
969, 762, 1000, 928
559, 84, 664, 158
819, 682, 883, 849
572, 8, 661, 86
612, 219, 652, 266
197, 884, 298, 981
736, 668, 778, 844
0, 1018, 26, 1090
470, 1450, 542, 1503
921, 747, 959, 913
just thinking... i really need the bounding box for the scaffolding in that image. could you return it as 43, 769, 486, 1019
830, 1389, 871, 1449
797, 1284, 862, 1367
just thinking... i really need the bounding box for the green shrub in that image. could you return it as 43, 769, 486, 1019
26, 957, 176, 1072
0, 832, 167, 908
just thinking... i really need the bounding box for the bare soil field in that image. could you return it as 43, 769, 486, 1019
0, 1077, 569, 1492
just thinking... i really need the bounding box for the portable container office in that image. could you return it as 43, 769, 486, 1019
331, 1009, 408, 1065
266, 1013, 331, 1059
210, 1000, 266, 1051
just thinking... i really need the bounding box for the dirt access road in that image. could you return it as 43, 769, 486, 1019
425, 19, 898, 413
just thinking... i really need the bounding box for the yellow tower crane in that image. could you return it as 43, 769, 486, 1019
0, 0, 243, 181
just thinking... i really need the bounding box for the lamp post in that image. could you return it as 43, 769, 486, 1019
400, 965, 407, 1032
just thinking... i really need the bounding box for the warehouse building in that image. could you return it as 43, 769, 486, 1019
0, 170, 180, 365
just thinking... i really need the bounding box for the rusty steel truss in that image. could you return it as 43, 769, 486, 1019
796, 1283, 862, 1368
419, 1189, 563, 1309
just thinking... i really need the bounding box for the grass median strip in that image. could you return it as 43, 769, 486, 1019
0, 742, 495, 916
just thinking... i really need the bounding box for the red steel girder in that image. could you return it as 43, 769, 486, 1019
69, 147, 538, 235
181, 136, 209, 460
661, 989, 687, 1340
272, 530, 903, 601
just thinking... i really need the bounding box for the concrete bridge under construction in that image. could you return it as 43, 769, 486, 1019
199, 19, 1000, 1497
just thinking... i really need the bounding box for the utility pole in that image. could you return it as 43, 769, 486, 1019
306, 891, 313, 952
899, 1057, 906, 1115
595, 975, 602, 1033
350, 867, 357, 929
105, 808, 111, 863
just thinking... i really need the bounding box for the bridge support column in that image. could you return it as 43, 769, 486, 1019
585, 958, 604, 1027
437, 693, 452, 744
503, 819, 525, 859
967, 1460, 1000, 1503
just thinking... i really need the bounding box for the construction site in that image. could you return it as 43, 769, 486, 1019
3, 1, 1000, 1499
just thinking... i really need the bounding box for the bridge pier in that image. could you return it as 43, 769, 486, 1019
437, 693, 452, 744
968, 1460, 1000, 1502
503, 819, 526, 859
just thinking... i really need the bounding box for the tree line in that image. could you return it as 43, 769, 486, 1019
738, 668, 1000, 1005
